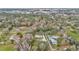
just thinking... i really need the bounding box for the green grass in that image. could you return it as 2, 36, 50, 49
68, 31, 79, 41
0, 44, 16, 51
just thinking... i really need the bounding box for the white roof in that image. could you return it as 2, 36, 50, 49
35, 35, 43, 38
48, 36, 59, 44
50, 38, 57, 44
49, 36, 59, 39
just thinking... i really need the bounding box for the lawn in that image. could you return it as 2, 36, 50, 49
0, 44, 16, 51
68, 31, 79, 41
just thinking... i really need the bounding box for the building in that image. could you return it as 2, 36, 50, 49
35, 35, 47, 41
48, 36, 59, 44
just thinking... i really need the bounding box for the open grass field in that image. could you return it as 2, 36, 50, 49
0, 44, 16, 51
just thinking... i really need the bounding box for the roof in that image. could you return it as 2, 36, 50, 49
48, 36, 59, 44
49, 36, 59, 39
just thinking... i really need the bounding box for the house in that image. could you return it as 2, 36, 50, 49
0, 42, 5, 45
35, 35, 47, 41
48, 36, 59, 44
